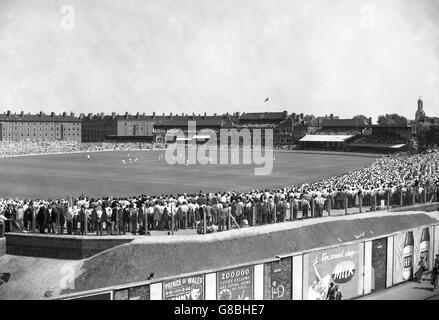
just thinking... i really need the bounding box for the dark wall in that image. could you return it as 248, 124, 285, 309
390, 203, 438, 213
0, 238, 5, 257
5, 234, 133, 260
372, 238, 387, 292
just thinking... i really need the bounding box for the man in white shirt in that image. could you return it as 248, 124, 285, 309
105, 205, 112, 234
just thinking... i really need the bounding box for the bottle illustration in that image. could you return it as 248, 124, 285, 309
402, 231, 414, 280
420, 227, 430, 268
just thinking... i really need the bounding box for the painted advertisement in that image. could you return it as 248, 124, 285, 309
263, 257, 292, 300
68, 292, 112, 300
114, 284, 150, 300
163, 275, 204, 300
393, 226, 434, 285
217, 266, 253, 300
303, 243, 363, 300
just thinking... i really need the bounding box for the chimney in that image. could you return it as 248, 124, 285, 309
369, 117, 372, 125
7, 110, 11, 118
125, 112, 129, 119
111, 112, 116, 119
136, 112, 140, 119
20, 111, 24, 118
330, 113, 333, 120
204, 112, 207, 119
100, 112, 104, 120
39, 111, 43, 118
79, 113, 84, 119
51, 112, 55, 118
70, 112, 75, 117
63, 112, 67, 118
88, 113, 93, 120
152, 112, 156, 118
170, 112, 173, 119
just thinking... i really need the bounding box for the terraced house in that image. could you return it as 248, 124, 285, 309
0, 111, 81, 142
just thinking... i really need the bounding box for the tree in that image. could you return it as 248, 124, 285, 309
353, 115, 368, 121
377, 114, 408, 125
418, 126, 439, 147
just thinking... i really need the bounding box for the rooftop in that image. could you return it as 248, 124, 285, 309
0, 112, 79, 122
239, 112, 287, 121
320, 118, 370, 127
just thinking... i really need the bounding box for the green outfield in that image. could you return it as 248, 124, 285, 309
0, 150, 376, 199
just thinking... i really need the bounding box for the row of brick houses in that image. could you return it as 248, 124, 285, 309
0, 101, 436, 149
0, 109, 408, 147
0, 110, 300, 144
0, 111, 81, 142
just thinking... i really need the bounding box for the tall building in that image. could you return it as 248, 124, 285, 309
413, 97, 439, 136
81, 112, 154, 142
81, 112, 234, 143
0, 111, 81, 142
415, 97, 426, 121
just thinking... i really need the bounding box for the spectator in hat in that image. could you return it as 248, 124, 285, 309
78, 205, 86, 235
130, 203, 138, 235
23, 202, 34, 231
65, 202, 73, 235
49, 203, 58, 234
122, 204, 130, 234
36, 203, 47, 234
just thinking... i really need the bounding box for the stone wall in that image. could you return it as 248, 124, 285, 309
5, 234, 134, 259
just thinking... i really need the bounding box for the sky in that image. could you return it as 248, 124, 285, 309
0, 0, 439, 120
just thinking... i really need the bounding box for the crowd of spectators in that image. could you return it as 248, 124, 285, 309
352, 131, 408, 145
1, 149, 439, 238
0, 140, 165, 158
0, 140, 299, 159
313, 129, 362, 136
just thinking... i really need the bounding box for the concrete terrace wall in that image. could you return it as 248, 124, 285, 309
389, 202, 439, 213
59, 210, 439, 296
282, 150, 379, 158
5, 234, 134, 259
2, 210, 438, 300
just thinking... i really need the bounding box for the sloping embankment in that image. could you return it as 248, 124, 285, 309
61, 210, 439, 295
0, 255, 81, 300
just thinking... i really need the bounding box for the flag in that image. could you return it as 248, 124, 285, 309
264, 97, 269, 102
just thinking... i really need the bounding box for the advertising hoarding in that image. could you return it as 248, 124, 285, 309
263, 257, 292, 300
217, 266, 253, 300
163, 275, 204, 300
303, 243, 363, 300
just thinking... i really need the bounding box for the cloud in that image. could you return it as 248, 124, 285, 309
0, 0, 438, 120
